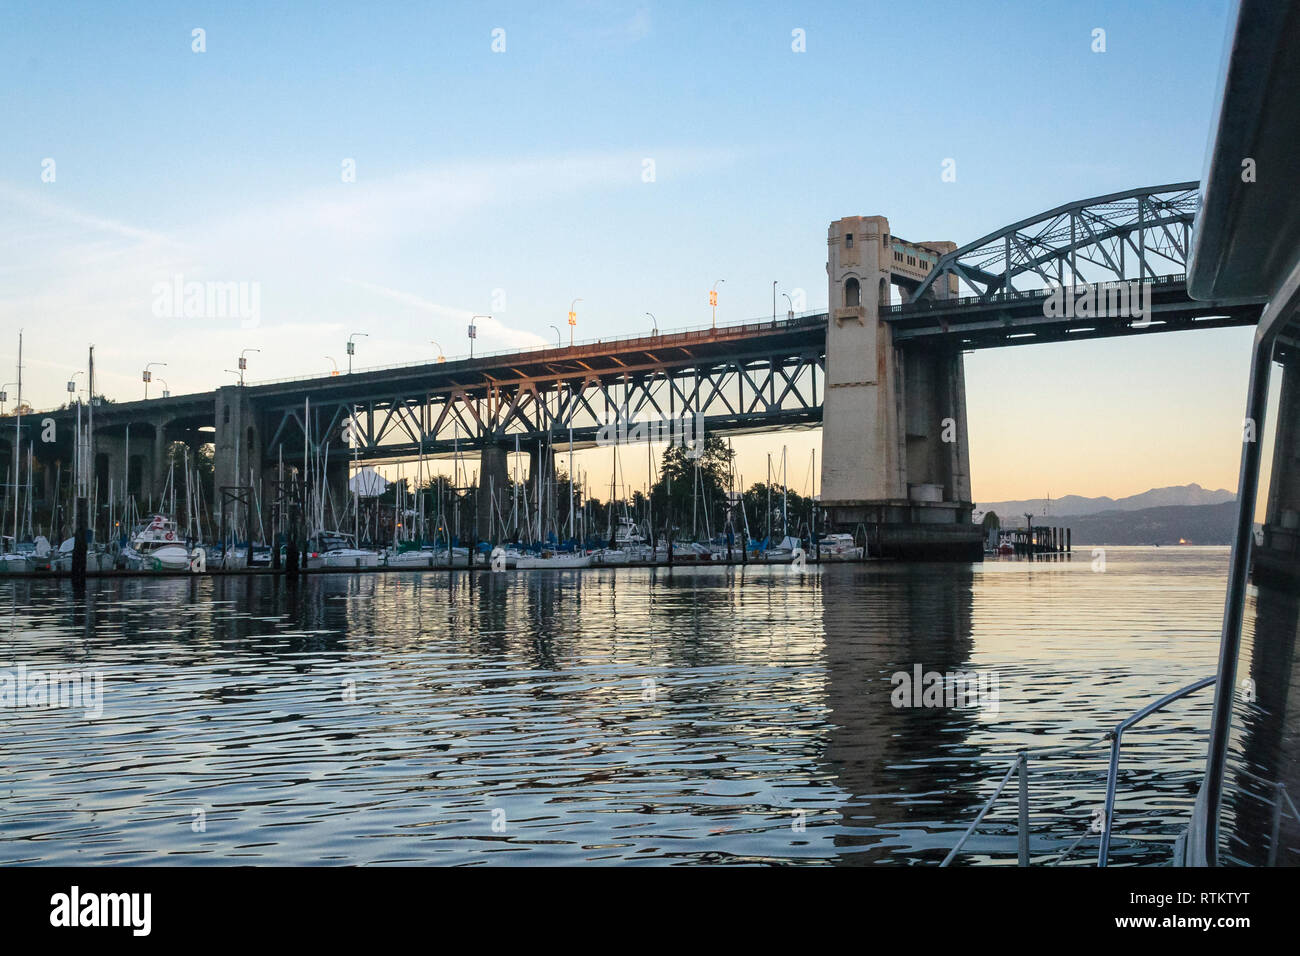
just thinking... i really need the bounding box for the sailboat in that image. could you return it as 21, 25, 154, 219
516, 548, 592, 569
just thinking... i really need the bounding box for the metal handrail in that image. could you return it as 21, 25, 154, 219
941, 675, 1216, 867
1098, 675, 1217, 866
940, 760, 1020, 867
939, 738, 1108, 866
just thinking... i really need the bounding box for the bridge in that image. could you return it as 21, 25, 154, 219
4, 182, 1265, 557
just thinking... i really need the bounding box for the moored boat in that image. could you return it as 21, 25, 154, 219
121, 515, 193, 571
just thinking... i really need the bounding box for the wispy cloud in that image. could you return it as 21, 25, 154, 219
0, 146, 740, 407
343, 279, 547, 351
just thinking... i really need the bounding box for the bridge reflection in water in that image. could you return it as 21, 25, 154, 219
0, 549, 1238, 865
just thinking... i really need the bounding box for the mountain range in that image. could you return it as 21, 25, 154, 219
977, 483, 1235, 520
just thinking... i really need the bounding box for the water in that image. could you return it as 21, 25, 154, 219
0, 548, 1232, 866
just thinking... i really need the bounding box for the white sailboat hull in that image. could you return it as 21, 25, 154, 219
322, 549, 381, 569
516, 553, 592, 569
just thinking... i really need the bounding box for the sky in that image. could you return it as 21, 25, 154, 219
0, 0, 1255, 505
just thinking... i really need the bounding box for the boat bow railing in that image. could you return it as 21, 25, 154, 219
941, 675, 1216, 867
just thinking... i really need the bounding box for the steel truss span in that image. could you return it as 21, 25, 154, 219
262, 333, 824, 463
910, 182, 1200, 302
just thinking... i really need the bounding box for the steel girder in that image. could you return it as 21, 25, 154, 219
909, 182, 1200, 302
261, 347, 825, 463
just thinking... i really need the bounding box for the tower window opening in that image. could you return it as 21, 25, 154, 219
844, 277, 861, 307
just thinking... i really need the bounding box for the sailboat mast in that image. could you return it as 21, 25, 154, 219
11, 330, 22, 542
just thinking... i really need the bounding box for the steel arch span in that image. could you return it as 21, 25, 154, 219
910, 182, 1200, 302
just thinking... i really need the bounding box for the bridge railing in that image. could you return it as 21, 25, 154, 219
243, 309, 830, 388
887, 271, 1188, 318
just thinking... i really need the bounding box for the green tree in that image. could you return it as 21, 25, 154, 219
740, 481, 811, 543
649, 434, 735, 540
165, 441, 214, 505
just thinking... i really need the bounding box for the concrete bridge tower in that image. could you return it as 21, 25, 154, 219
821, 215, 980, 559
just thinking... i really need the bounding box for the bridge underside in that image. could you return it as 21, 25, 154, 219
260, 322, 826, 464
887, 276, 1261, 349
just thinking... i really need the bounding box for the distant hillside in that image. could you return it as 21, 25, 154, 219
1052, 500, 1238, 546
978, 483, 1235, 520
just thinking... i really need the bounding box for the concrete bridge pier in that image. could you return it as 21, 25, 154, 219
322, 452, 349, 533
214, 386, 272, 541
526, 444, 558, 541
477, 443, 510, 542
821, 215, 982, 560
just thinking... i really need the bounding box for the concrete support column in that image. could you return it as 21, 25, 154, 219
526, 444, 557, 542
152, 422, 168, 504
213, 386, 267, 538
478, 444, 509, 542
821, 215, 979, 559
324, 453, 350, 533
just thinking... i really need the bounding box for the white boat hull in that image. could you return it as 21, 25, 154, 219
385, 550, 436, 568
516, 553, 592, 569
322, 549, 381, 569
125, 544, 192, 571
0, 555, 33, 574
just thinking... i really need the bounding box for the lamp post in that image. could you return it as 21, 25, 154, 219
144, 361, 166, 399
782, 292, 794, 321
646, 312, 657, 335
710, 279, 724, 328
157, 378, 171, 399
325, 357, 339, 376
568, 299, 582, 347
430, 341, 445, 363
238, 348, 260, 386
548, 325, 561, 348
347, 332, 368, 374
772, 280, 778, 323
471, 316, 490, 359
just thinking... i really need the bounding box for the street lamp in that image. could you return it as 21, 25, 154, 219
548, 325, 561, 348
143, 361, 167, 399
325, 356, 339, 376
347, 332, 368, 374
710, 279, 725, 328
430, 341, 445, 363
237, 348, 260, 385
772, 280, 778, 323
568, 298, 583, 347
782, 292, 794, 321
646, 312, 657, 335
156, 378, 171, 399
471, 316, 490, 359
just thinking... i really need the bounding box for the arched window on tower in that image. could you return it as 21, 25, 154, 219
844, 277, 861, 307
